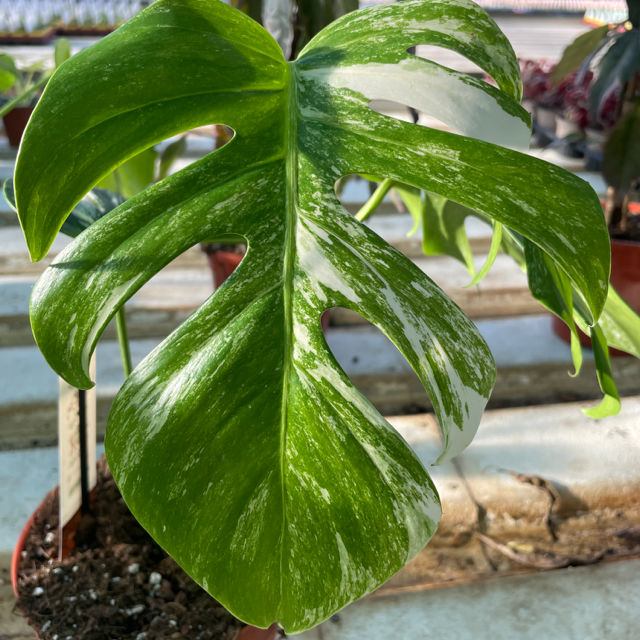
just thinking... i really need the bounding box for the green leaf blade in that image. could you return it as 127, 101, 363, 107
590, 30, 640, 118
15, 0, 612, 631
0, 53, 18, 92
298, 108, 610, 320
524, 238, 583, 376
466, 221, 502, 288
14, 0, 286, 261
582, 324, 621, 419
594, 286, 640, 358
603, 101, 640, 193
421, 192, 477, 276
551, 24, 610, 85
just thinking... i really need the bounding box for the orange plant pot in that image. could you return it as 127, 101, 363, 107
552, 238, 640, 355
2, 106, 34, 147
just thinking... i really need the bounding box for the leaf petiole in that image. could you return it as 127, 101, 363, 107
115, 307, 132, 379
355, 178, 394, 222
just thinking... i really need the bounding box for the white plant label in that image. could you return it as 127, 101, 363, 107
58, 354, 97, 528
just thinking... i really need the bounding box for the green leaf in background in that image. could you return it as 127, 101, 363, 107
394, 182, 421, 236
54, 38, 72, 68
590, 29, 640, 119
0, 53, 18, 93
577, 285, 640, 359
336, 0, 359, 14
551, 24, 611, 85
603, 101, 640, 194
4, 178, 126, 239
422, 193, 477, 277
0, 39, 72, 118
97, 147, 157, 198
499, 225, 527, 269
14, 0, 611, 632
157, 135, 188, 182
524, 238, 583, 377
388, 186, 630, 415
583, 324, 621, 418
466, 221, 502, 288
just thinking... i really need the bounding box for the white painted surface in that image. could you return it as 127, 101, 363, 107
0, 315, 584, 407
299, 559, 640, 640
1, 248, 527, 321
0, 268, 213, 317
0, 226, 70, 257
0, 445, 105, 552
0, 339, 159, 406
456, 399, 640, 517
462, 400, 640, 487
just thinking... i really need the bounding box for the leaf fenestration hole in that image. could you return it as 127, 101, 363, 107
323, 308, 431, 416
411, 44, 484, 76
154, 125, 237, 181
367, 100, 453, 133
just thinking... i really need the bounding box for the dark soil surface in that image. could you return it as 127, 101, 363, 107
16, 458, 245, 640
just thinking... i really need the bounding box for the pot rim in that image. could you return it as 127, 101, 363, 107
611, 237, 640, 248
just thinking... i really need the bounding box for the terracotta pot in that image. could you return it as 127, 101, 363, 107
2, 106, 34, 147
208, 249, 244, 289
12, 491, 278, 640
552, 238, 640, 355
207, 249, 331, 331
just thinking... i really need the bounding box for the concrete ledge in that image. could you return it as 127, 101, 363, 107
1, 316, 639, 449
0, 251, 542, 347
2, 398, 639, 635
299, 559, 640, 640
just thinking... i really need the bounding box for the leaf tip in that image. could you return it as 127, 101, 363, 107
581, 397, 622, 420
27, 239, 48, 263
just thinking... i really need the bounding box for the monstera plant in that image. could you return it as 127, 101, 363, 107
15, 0, 610, 633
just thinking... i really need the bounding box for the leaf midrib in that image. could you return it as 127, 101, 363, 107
278, 62, 299, 615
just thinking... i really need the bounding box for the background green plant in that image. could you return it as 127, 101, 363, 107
0, 39, 70, 117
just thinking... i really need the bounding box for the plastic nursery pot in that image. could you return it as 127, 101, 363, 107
207, 249, 331, 331
208, 249, 245, 289
12, 489, 278, 640
552, 238, 640, 355
2, 106, 34, 147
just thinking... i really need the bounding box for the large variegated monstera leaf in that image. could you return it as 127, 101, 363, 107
16, 0, 609, 632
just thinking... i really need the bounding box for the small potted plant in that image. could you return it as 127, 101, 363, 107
11, 0, 614, 636
520, 59, 551, 127
0, 40, 70, 147
545, 1, 640, 352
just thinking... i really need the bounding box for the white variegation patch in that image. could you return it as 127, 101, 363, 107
301, 57, 530, 149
